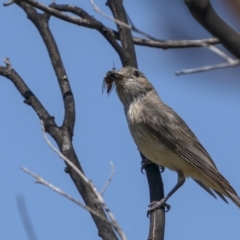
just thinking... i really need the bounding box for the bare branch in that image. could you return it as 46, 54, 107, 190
48, 3, 220, 50
203, 44, 236, 63
2, 3, 119, 238
22, 167, 91, 209
19, 0, 93, 27
176, 42, 240, 75
176, 60, 240, 76
185, 0, 240, 58
3, 57, 12, 69
17, 0, 128, 63
100, 161, 115, 195
50, 3, 126, 61
106, 0, 137, 67
89, 0, 220, 49
132, 37, 220, 49
89, 0, 131, 29
0, 59, 60, 138
3, 0, 14, 6
40, 120, 88, 183
16, 0, 75, 135
40, 121, 126, 240
12, 0, 221, 50
140, 153, 165, 240
21, 167, 127, 240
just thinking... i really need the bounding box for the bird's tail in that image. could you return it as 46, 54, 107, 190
226, 190, 240, 208
194, 168, 240, 208
216, 172, 240, 208
194, 179, 239, 207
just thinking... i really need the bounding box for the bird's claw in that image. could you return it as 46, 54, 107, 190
147, 200, 171, 217
140, 157, 165, 174
160, 166, 165, 173
141, 158, 153, 173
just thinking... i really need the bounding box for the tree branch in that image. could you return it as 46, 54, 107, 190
0, 58, 59, 138
40, 121, 126, 239
176, 43, 240, 75
185, 0, 240, 58
16, 0, 75, 136
140, 153, 165, 240
50, 3, 126, 62
2, 1, 119, 238
10, 0, 220, 50
0, 57, 118, 240
106, 0, 137, 67
132, 37, 219, 49
21, 167, 126, 240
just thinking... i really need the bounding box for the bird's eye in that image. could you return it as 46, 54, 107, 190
133, 70, 140, 77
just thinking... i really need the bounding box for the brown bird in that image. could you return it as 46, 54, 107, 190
104, 66, 240, 210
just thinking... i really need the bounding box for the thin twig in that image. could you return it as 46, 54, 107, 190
176, 60, 240, 76
17, 0, 91, 26
8, 0, 221, 50
131, 37, 219, 49
40, 121, 87, 183
100, 161, 115, 195
126, 12, 161, 41
201, 43, 236, 63
89, 0, 131, 29
3, 57, 12, 70
176, 42, 240, 75
21, 167, 126, 236
3, 0, 14, 6
40, 121, 127, 240
185, 0, 240, 58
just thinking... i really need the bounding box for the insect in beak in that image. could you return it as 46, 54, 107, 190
102, 68, 116, 94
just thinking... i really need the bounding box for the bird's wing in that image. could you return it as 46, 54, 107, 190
193, 179, 217, 199
194, 179, 228, 204
141, 98, 239, 206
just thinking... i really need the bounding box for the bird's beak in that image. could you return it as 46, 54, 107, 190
104, 70, 126, 94
108, 71, 125, 80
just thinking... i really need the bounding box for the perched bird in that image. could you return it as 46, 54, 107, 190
103, 66, 240, 210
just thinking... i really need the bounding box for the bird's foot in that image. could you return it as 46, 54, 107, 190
140, 158, 165, 174
159, 166, 165, 173
147, 200, 171, 216
141, 158, 154, 173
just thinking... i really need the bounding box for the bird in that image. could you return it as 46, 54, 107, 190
103, 66, 240, 210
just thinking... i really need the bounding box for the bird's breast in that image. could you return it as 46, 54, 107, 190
126, 104, 199, 177
125, 100, 143, 124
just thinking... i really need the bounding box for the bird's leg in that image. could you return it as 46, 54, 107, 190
148, 171, 185, 214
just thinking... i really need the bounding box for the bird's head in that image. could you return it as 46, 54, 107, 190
103, 66, 154, 105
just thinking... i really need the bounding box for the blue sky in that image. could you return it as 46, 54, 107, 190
1, 0, 240, 239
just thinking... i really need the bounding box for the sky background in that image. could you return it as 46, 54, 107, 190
1, 0, 240, 239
